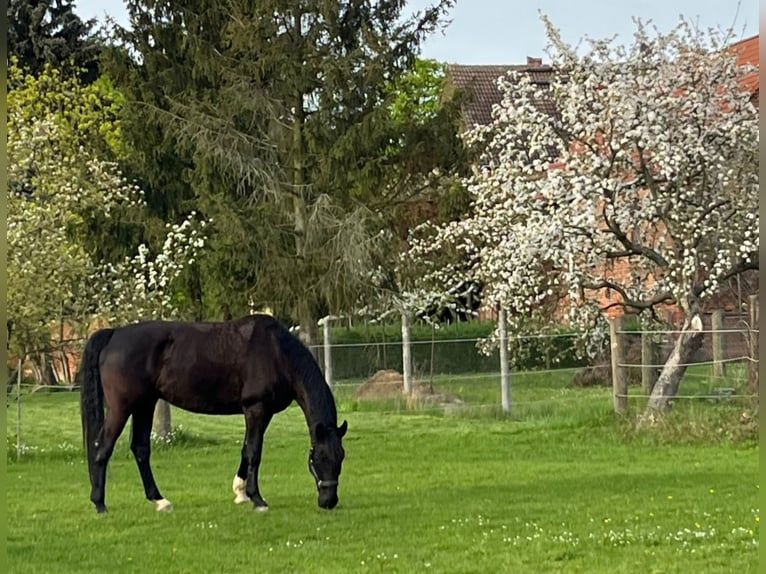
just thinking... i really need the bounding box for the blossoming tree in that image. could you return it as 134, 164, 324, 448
409, 18, 759, 411
7, 62, 207, 384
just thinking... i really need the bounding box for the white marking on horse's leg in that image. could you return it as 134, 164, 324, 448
155, 498, 173, 512
233, 475, 249, 504
255, 504, 269, 512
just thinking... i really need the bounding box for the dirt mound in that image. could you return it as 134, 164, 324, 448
355, 369, 464, 407
355, 370, 405, 399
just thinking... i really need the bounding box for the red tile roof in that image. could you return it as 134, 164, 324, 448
449, 36, 759, 128
447, 63, 555, 127
730, 35, 759, 98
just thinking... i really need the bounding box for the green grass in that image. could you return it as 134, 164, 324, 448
6, 373, 759, 574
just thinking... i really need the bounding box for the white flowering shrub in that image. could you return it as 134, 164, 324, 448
7, 63, 207, 358
98, 215, 208, 324
408, 19, 758, 408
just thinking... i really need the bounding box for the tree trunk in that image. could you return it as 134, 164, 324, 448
30, 351, 58, 387
291, 11, 316, 353
299, 311, 319, 353
645, 315, 704, 412
641, 332, 658, 396
153, 399, 172, 440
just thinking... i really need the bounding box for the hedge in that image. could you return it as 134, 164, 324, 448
315, 320, 589, 380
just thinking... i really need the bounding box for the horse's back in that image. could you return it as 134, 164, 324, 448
95, 315, 297, 415
99, 319, 259, 414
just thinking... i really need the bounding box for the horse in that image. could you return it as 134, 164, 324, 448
78, 314, 347, 514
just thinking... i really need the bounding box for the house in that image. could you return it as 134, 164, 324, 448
731, 35, 759, 107
449, 37, 759, 129
448, 58, 555, 129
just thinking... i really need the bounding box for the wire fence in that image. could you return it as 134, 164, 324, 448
6, 310, 759, 450
321, 333, 753, 390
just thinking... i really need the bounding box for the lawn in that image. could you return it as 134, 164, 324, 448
6, 371, 759, 574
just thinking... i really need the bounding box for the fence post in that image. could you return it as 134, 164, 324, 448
712, 309, 725, 377
17, 355, 23, 461
748, 295, 759, 399
610, 316, 627, 414
323, 318, 333, 390
499, 308, 511, 414
641, 331, 657, 396
401, 312, 413, 396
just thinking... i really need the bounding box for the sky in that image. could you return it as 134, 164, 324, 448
76, 0, 759, 65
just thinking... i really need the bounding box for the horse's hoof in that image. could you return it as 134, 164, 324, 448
254, 503, 269, 512
234, 493, 250, 504
95, 505, 108, 514
155, 498, 173, 512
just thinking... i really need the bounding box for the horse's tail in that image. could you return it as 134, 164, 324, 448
78, 328, 115, 480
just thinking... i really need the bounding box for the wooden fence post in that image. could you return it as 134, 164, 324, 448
610, 316, 627, 414
641, 331, 658, 397
323, 318, 333, 390
711, 309, 725, 377
748, 295, 759, 399
498, 308, 511, 415
401, 312, 413, 396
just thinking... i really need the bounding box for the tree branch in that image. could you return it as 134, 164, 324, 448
599, 199, 670, 268
585, 279, 674, 312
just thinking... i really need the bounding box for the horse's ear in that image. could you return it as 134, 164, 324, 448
337, 420, 348, 438
314, 422, 327, 441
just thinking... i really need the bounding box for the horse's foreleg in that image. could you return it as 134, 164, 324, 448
130, 401, 172, 512
90, 409, 130, 513
243, 403, 272, 511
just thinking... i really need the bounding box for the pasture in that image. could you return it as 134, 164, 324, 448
6, 370, 759, 574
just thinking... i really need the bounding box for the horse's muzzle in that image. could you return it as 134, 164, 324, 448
318, 490, 338, 510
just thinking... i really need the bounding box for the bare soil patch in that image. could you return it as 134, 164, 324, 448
355, 369, 464, 407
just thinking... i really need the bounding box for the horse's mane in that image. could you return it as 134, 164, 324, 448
272, 322, 338, 426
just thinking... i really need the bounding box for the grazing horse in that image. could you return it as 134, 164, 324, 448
78, 314, 347, 513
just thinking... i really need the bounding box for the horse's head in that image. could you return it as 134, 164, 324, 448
309, 420, 347, 509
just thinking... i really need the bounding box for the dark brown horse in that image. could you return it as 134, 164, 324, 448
78, 314, 347, 513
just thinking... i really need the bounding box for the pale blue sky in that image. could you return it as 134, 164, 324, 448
76, 0, 758, 64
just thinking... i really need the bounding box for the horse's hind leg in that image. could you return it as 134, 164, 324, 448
90, 408, 130, 513
130, 400, 172, 512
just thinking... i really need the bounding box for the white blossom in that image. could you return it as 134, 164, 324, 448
408, 17, 758, 350
7, 66, 208, 354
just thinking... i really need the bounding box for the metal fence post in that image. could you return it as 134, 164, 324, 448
17, 355, 23, 461
499, 309, 511, 414
323, 318, 333, 390
401, 312, 413, 395
748, 295, 759, 398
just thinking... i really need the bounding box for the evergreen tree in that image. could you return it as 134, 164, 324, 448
108, 0, 465, 343
8, 0, 102, 82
